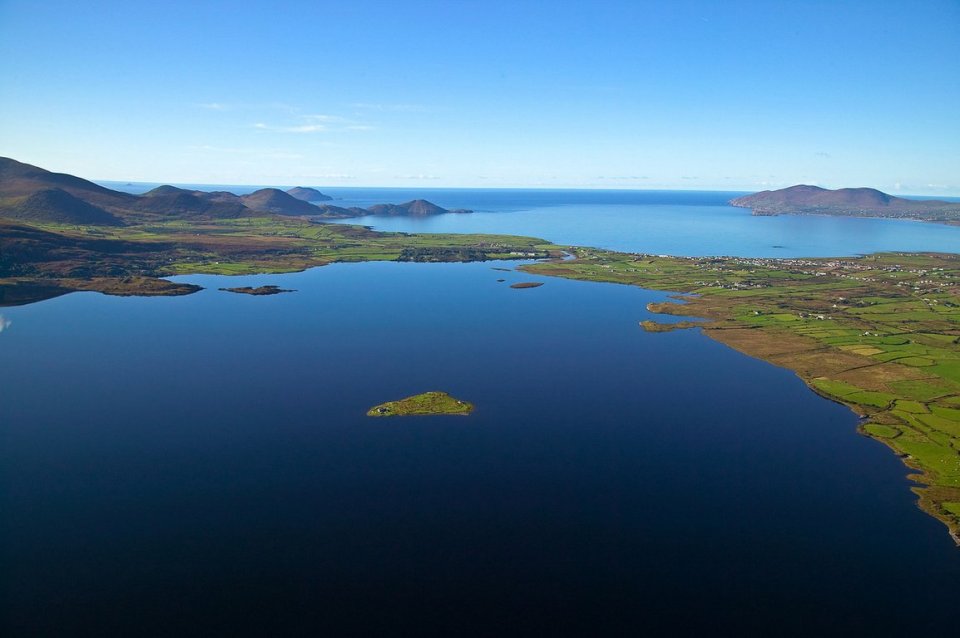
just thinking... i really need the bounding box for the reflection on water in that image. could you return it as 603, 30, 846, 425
0, 314, 11, 333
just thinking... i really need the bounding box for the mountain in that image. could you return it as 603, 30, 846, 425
365, 199, 472, 216
0, 157, 135, 210
730, 185, 960, 222
5, 188, 123, 226
137, 185, 249, 218
240, 188, 321, 215
286, 186, 332, 202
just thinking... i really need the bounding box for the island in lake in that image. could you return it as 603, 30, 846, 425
730, 184, 960, 224
219, 285, 294, 296
367, 391, 475, 417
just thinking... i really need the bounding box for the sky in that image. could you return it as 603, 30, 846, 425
1, 0, 958, 194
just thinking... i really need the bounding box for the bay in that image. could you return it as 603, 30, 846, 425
319, 187, 960, 258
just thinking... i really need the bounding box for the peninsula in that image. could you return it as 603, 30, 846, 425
367, 391, 474, 417
730, 185, 960, 224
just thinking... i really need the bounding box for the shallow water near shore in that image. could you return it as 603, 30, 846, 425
2, 260, 959, 634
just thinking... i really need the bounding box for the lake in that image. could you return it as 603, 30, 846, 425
3, 190, 960, 635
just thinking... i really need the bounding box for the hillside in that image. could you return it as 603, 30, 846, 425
730, 185, 960, 223
5, 188, 123, 226
0, 157, 135, 210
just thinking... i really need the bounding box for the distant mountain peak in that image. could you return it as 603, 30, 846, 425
730, 185, 959, 223
286, 186, 332, 202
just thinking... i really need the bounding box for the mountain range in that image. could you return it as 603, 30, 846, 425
0, 158, 470, 225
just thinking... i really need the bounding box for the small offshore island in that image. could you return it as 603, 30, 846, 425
367, 392, 475, 417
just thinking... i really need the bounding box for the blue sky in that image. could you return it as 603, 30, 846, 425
1, 0, 958, 193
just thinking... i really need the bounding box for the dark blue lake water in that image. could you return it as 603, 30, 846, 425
2, 259, 959, 635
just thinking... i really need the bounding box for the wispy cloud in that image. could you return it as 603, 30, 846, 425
254, 113, 373, 134
396, 174, 440, 180
254, 122, 329, 133
814, 151, 832, 158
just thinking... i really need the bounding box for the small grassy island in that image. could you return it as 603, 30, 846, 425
510, 281, 544, 289
219, 285, 294, 296
367, 391, 475, 417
